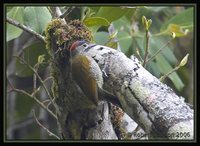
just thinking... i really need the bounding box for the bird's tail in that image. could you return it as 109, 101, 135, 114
98, 88, 122, 108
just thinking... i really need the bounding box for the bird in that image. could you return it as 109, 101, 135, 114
68, 40, 121, 108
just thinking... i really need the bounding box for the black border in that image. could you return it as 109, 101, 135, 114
3, 2, 198, 143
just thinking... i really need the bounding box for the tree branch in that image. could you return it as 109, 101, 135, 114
13, 55, 56, 110
59, 7, 75, 19
142, 30, 150, 67
32, 110, 60, 140
10, 85, 57, 119
47, 19, 193, 140
6, 17, 45, 42
78, 44, 193, 140
7, 76, 56, 120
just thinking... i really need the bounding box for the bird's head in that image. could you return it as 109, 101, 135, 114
69, 40, 86, 52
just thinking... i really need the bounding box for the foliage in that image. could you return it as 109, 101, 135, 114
7, 6, 193, 91
83, 6, 193, 91
7, 7, 24, 41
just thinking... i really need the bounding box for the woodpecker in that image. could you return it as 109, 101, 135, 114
69, 40, 121, 108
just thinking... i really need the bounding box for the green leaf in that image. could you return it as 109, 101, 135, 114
15, 90, 35, 119
142, 16, 152, 31
147, 19, 152, 30
112, 16, 131, 33
161, 8, 194, 32
166, 24, 188, 37
89, 25, 101, 35
95, 7, 130, 23
179, 53, 189, 67
105, 29, 118, 49
105, 41, 118, 49
134, 35, 184, 90
94, 31, 109, 45
38, 54, 45, 64
109, 30, 118, 39
89, 7, 100, 14
134, 7, 153, 19
24, 7, 52, 34
157, 54, 184, 91
150, 37, 177, 64
7, 7, 24, 41
82, 7, 95, 20
117, 31, 132, 54
107, 16, 132, 50
83, 17, 110, 27
171, 32, 176, 39
15, 42, 48, 77
146, 7, 167, 12
125, 8, 137, 20
135, 34, 177, 64
146, 61, 161, 77
142, 16, 147, 29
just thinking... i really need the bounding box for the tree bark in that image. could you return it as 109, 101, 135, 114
46, 18, 193, 140
76, 44, 194, 139
50, 39, 193, 139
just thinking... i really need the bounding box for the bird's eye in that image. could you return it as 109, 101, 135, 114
83, 44, 87, 47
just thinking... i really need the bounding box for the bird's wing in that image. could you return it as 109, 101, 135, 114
71, 55, 98, 106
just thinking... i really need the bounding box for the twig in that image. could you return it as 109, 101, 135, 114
159, 66, 179, 82
55, 7, 62, 17
142, 30, 150, 67
9, 84, 57, 119
31, 76, 53, 96
6, 17, 45, 42
33, 64, 39, 95
31, 86, 41, 96
59, 7, 75, 19
47, 6, 54, 17
42, 99, 51, 105
13, 55, 56, 109
136, 48, 144, 62
7, 79, 15, 93
32, 110, 60, 139
33, 73, 37, 95
159, 53, 189, 82
7, 75, 57, 119
146, 38, 172, 64
48, 7, 66, 25
49, 7, 62, 18
44, 76, 53, 83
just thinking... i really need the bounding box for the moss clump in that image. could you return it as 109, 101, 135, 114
44, 18, 93, 112
44, 18, 93, 57
45, 18, 63, 55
